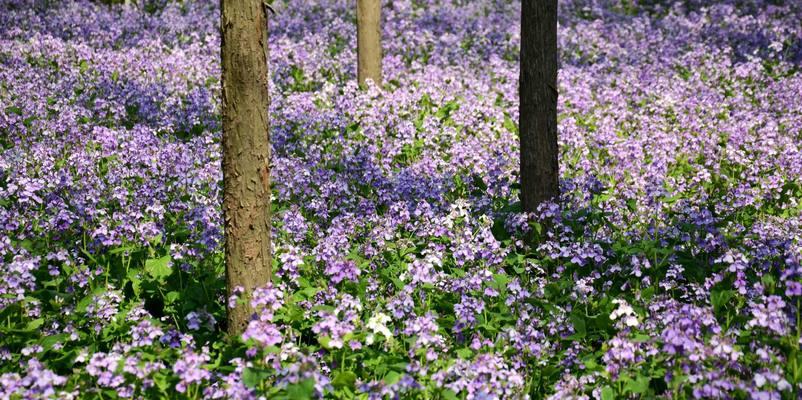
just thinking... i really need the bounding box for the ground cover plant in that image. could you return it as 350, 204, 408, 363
1, 0, 802, 398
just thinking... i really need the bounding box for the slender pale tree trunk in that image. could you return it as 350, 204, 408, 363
519, 0, 559, 212
220, 0, 272, 336
357, 0, 382, 86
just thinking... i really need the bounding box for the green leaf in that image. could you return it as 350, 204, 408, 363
626, 198, 637, 212
242, 367, 271, 388
568, 313, 586, 340
441, 389, 460, 400
164, 291, 181, 305
75, 293, 95, 314
318, 336, 332, 349
761, 274, 776, 291
624, 376, 650, 394
492, 273, 509, 289
503, 113, 518, 133
383, 371, 402, 385
710, 289, 734, 311
108, 245, 138, 255
153, 372, 171, 391
127, 269, 142, 297
331, 371, 357, 390
641, 286, 655, 301
298, 287, 318, 299
286, 379, 316, 399
601, 386, 615, 400
5, 105, 23, 116
40, 333, 68, 351
26, 318, 44, 331
456, 348, 474, 359
582, 355, 600, 370
145, 255, 172, 282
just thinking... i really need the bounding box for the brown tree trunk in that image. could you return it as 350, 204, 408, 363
519, 0, 559, 212
220, 0, 272, 336
357, 0, 382, 86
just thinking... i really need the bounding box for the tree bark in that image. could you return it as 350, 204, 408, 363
519, 0, 559, 212
357, 0, 382, 86
221, 0, 272, 336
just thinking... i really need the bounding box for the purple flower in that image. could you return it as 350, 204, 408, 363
747, 296, 789, 336
173, 347, 211, 393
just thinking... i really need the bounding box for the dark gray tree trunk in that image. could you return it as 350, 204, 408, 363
357, 0, 382, 86
520, 0, 559, 212
221, 0, 272, 336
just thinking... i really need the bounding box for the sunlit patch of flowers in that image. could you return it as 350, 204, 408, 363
1, 0, 802, 398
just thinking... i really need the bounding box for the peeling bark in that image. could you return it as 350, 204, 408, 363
221, 0, 272, 336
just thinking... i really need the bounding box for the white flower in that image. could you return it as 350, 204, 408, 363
366, 312, 393, 343
610, 299, 633, 319
610, 299, 639, 327
755, 373, 766, 387
75, 349, 89, 363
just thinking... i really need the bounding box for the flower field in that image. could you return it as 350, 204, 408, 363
1, 0, 801, 398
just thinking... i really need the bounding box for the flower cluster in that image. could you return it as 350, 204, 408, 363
1, 0, 801, 398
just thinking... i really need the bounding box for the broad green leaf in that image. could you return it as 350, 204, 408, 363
624, 376, 650, 394
242, 367, 271, 389
127, 269, 142, 297
710, 289, 734, 311
383, 371, 402, 385
493, 273, 509, 288
456, 348, 474, 359
503, 114, 517, 133
441, 389, 460, 400
26, 318, 44, 331
568, 314, 586, 339
286, 378, 315, 399
40, 333, 68, 351
331, 371, 356, 390
145, 255, 172, 282
164, 291, 181, 305
602, 386, 615, 400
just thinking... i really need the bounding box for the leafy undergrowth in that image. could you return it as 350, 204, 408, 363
1, 0, 802, 399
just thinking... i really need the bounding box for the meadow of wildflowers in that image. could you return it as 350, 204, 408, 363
1, 0, 802, 398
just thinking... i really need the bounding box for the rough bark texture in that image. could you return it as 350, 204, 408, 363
519, 0, 559, 212
221, 0, 271, 336
357, 0, 382, 86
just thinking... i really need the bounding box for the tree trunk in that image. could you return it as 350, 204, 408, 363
220, 0, 272, 336
519, 0, 559, 212
357, 0, 382, 86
